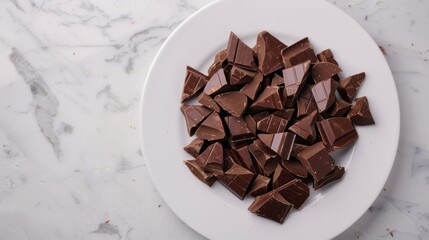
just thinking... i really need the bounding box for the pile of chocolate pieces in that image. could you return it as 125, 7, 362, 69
180, 31, 375, 223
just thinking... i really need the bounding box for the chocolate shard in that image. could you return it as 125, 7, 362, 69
184, 160, 216, 186
181, 105, 212, 136
254, 31, 288, 75
248, 174, 271, 197
272, 164, 296, 189
291, 143, 309, 158
338, 72, 366, 102
224, 149, 240, 171
227, 32, 257, 70
248, 140, 276, 170
311, 62, 342, 83
217, 163, 255, 200
224, 116, 254, 142
198, 92, 221, 112
348, 96, 375, 125
231, 145, 255, 172
311, 78, 339, 113
214, 92, 248, 117
282, 158, 308, 178
181, 66, 209, 102
276, 179, 310, 209
248, 190, 293, 223
243, 115, 257, 134
281, 37, 317, 68
256, 113, 289, 134
324, 98, 352, 117
249, 86, 283, 111
258, 132, 296, 160
240, 71, 263, 100
263, 158, 279, 177
289, 111, 318, 144
296, 142, 335, 181
313, 166, 345, 190
208, 49, 228, 77
195, 111, 226, 141
184, 138, 205, 158
271, 74, 284, 86
204, 69, 230, 96
283, 60, 311, 107
229, 66, 257, 86
316, 117, 358, 151
296, 84, 318, 118
317, 49, 339, 66
196, 142, 224, 175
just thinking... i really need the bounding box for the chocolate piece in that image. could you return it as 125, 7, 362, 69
317, 49, 339, 66
256, 113, 289, 133
204, 69, 230, 96
223, 150, 238, 170
291, 143, 308, 158
283, 61, 311, 107
289, 111, 318, 144
296, 85, 318, 118
227, 32, 257, 70
181, 66, 209, 102
196, 142, 224, 174
276, 179, 309, 209
311, 62, 342, 83
240, 71, 263, 100
348, 96, 375, 125
258, 132, 296, 160
271, 74, 284, 86
229, 66, 257, 86
263, 158, 279, 177
316, 117, 358, 151
224, 116, 254, 142
248, 174, 271, 197
282, 158, 308, 178
281, 37, 317, 68
248, 190, 293, 223
184, 160, 216, 186
198, 93, 220, 112
208, 49, 228, 76
231, 145, 255, 172
181, 105, 212, 136
214, 92, 248, 117
217, 163, 255, 199
338, 72, 366, 102
248, 140, 276, 170
313, 166, 345, 190
311, 79, 339, 113
195, 111, 226, 141
243, 115, 257, 134
184, 138, 205, 158
325, 98, 351, 117
272, 164, 296, 189
254, 31, 288, 75
249, 86, 283, 111
296, 142, 335, 181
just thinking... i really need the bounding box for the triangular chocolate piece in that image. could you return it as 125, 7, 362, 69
296, 142, 335, 181
316, 117, 358, 151
272, 164, 296, 189
248, 174, 271, 197
281, 37, 317, 68
263, 158, 279, 177
276, 179, 310, 209
214, 92, 248, 117
204, 69, 230, 96
249, 86, 283, 111
196, 142, 224, 174
311, 79, 339, 113
184, 138, 205, 158
198, 92, 220, 112
227, 32, 257, 70
254, 31, 288, 75
248, 140, 276, 170
231, 145, 255, 173
184, 160, 216, 186
313, 166, 345, 190
296, 84, 318, 118
181, 105, 212, 136
289, 111, 318, 144
338, 72, 366, 102
181, 66, 209, 102
195, 112, 226, 141
240, 72, 263, 100
282, 158, 308, 178
248, 190, 293, 223
217, 163, 255, 200
229, 66, 257, 86
283, 60, 311, 107
324, 98, 351, 117
311, 62, 342, 83
348, 96, 375, 125
256, 113, 289, 133
291, 143, 308, 158
224, 116, 254, 142
208, 49, 228, 77
258, 132, 296, 160
317, 49, 339, 66
243, 115, 257, 134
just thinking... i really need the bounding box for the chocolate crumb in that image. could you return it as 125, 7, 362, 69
411, 43, 414, 46
383, 188, 387, 191
158, 204, 161, 208
379, 46, 387, 55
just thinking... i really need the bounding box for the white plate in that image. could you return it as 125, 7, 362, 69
140, 0, 400, 239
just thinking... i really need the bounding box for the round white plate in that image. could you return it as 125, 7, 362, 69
140, 0, 400, 239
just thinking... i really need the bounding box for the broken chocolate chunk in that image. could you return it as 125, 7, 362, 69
184, 160, 216, 186
291, 143, 309, 158
276, 179, 310, 209
348, 96, 375, 125
208, 49, 228, 77
250, 86, 283, 111
254, 31, 288, 75
296, 142, 335, 181
258, 132, 296, 160
313, 166, 345, 190
311, 62, 342, 83
181, 66, 209, 102
195, 111, 226, 141
184, 138, 205, 158
227, 32, 257, 70
282, 158, 308, 178
316, 117, 358, 151
271, 74, 284, 86
229, 66, 257, 86
296, 84, 318, 118
196, 142, 224, 175
248, 140, 276, 170
248, 174, 271, 197
217, 163, 255, 199
311, 78, 339, 113
338, 72, 366, 102
240, 71, 263, 100
204, 69, 230, 96
248, 190, 293, 223
181, 105, 212, 136
272, 164, 296, 189
281, 37, 317, 68
214, 92, 248, 117
224, 116, 254, 142
317, 49, 339, 66
289, 111, 318, 144
198, 92, 221, 112
256, 113, 289, 133
324, 98, 352, 117
231, 145, 255, 173
283, 60, 311, 107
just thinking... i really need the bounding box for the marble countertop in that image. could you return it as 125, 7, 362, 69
0, 0, 428, 239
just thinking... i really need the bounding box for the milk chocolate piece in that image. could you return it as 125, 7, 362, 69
214, 92, 248, 117
184, 138, 205, 158
263, 158, 279, 177
243, 115, 257, 134
316, 117, 358, 151
271, 74, 284, 86
283, 61, 311, 107
217, 163, 255, 199
227, 32, 257, 70
254, 31, 288, 75
224, 116, 254, 142
249, 86, 283, 111
338, 72, 366, 102
289, 111, 318, 144
272, 164, 296, 189
297, 142, 335, 181
348, 96, 375, 125
181, 105, 212, 136
208, 49, 228, 76
258, 132, 296, 160
231, 145, 255, 172
248, 174, 271, 197
296, 85, 318, 118
282, 158, 308, 178
224, 149, 239, 170
311, 79, 339, 113
325, 98, 351, 117
248, 140, 276, 170
195, 111, 226, 141
276, 179, 309, 209
281, 37, 317, 68
248, 190, 293, 223
240, 71, 263, 100
291, 143, 308, 158
204, 69, 230, 96
311, 62, 342, 83
229, 66, 257, 86
313, 166, 345, 190
196, 142, 224, 174
256, 113, 289, 133
317, 49, 339, 66
184, 160, 216, 186
181, 66, 209, 102
198, 93, 220, 112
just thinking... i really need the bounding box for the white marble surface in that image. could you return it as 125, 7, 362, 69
0, 0, 428, 239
